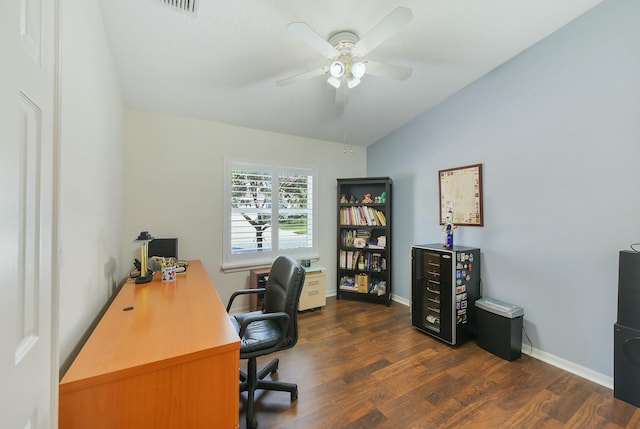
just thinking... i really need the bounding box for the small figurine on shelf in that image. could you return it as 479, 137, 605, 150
349, 195, 356, 204
340, 194, 348, 204
379, 192, 387, 204
361, 193, 374, 204
442, 209, 457, 248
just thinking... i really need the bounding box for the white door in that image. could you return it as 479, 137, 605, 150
0, 0, 58, 427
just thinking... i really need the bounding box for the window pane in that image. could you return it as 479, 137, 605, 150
231, 212, 272, 253
231, 170, 271, 209
279, 175, 309, 208
279, 172, 312, 250
279, 213, 312, 249
231, 168, 272, 254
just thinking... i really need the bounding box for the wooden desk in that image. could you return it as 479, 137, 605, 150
59, 260, 240, 429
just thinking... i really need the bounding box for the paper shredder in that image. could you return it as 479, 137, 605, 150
475, 298, 524, 361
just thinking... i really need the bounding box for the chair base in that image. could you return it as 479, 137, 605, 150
241, 357, 298, 428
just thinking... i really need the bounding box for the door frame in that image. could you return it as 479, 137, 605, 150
50, 0, 62, 426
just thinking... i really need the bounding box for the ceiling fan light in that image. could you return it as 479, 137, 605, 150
347, 76, 361, 89
351, 61, 366, 79
327, 76, 341, 89
329, 61, 345, 78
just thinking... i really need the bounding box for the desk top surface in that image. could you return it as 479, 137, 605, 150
60, 260, 240, 389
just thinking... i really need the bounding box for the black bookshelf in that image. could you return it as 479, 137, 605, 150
336, 177, 392, 306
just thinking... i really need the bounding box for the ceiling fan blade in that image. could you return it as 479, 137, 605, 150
276, 66, 329, 87
364, 60, 412, 80
353, 7, 412, 57
288, 22, 340, 58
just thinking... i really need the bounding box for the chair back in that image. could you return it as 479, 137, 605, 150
263, 256, 306, 350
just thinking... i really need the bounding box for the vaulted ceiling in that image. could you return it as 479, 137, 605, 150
98, 0, 602, 146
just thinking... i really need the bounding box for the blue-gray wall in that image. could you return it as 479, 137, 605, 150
368, 0, 640, 378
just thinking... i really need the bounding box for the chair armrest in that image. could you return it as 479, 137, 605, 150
226, 288, 266, 312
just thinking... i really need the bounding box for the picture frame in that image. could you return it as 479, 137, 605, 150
439, 163, 483, 226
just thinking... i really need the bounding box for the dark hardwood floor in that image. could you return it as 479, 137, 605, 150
239, 297, 640, 428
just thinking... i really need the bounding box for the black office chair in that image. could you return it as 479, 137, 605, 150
226, 255, 306, 429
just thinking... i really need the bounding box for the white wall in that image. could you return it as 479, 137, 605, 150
58, 0, 125, 370
367, 0, 640, 381
122, 108, 366, 309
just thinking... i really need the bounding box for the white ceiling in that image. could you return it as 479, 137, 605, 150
97, 0, 602, 146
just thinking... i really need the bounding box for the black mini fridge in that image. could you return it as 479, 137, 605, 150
614, 250, 640, 407
411, 244, 480, 346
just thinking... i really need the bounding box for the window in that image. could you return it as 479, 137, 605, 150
223, 159, 317, 270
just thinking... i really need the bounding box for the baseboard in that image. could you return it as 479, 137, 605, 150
392, 294, 410, 307
525, 346, 613, 389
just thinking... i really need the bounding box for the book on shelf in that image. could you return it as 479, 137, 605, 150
340, 206, 387, 226
339, 250, 386, 272
339, 250, 364, 270
340, 229, 373, 247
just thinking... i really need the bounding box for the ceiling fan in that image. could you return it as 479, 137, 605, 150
276, 7, 413, 106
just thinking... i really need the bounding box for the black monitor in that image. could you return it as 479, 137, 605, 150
148, 238, 178, 259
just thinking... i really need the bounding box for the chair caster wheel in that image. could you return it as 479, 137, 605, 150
291, 390, 298, 401
249, 420, 258, 429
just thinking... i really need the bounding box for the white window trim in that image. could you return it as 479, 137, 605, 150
222, 158, 319, 272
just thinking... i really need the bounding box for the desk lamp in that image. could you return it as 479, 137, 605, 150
134, 231, 154, 284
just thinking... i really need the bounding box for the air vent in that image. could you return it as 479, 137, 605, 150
160, 0, 197, 15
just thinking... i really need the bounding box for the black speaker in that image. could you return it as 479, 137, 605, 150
618, 251, 640, 330
614, 323, 640, 407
